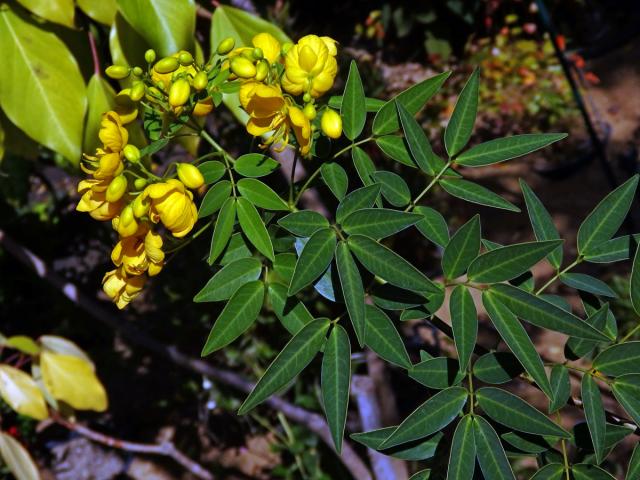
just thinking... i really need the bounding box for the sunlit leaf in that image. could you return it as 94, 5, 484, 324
237, 197, 275, 261
289, 228, 336, 295
194, 257, 262, 303
0, 365, 48, 420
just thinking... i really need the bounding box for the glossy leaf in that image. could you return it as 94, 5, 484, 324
450, 285, 477, 370
342, 208, 421, 239
631, 246, 640, 316
351, 427, 443, 461
329, 95, 385, 112
336, 184, 381, 224
594, 342, 640, 377
199, 160, 226, 184
0, 432, 40, 480
566, 304, 611, 360
473, 415, 516, 480
234, 153, 279, 177
572, 464, 616, 480
341, 61, 366, 140
611, 374, 640, 426
194, 257, 261, 303
321, 163, 349, 200
208, 197, 236, 264
0, 365, 47, 420
278, 210, 329, 237
289, 228, 336, 295
582, 374, 606, 464
530, 464, 565, 480
198, 180, 232, 218
268, 283, 313, 335
336, 242, 366, 346
372, 171, 411, 207
397, 101, 443, 174
376, 135, 415, 167
584, 235, 640, 264
549, 364, 571, 413
365, 305, 411, 369
237, 178, 289, 211
456, 133, 567, 167
440, 178, 520, 212
444, 68, 479, 157
501, 431, 554, 455
17, 0, 74, 27
414, 206, 449, 247
442, 215, 481, 280
351, 146, 377, 186
77, 0, 117, 25
447, 415, 476, 480
409, 357, 465, 389
84, 74, 116, 154
560, 273, 616, 298
237, 197, 275, 261
473, 352, 523, 384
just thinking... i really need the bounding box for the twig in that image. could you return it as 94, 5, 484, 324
87, 31, 101, 77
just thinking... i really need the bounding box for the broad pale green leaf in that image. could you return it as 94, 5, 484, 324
364, 305, 411, 369
373, 71, 451, 136
272, 253, 295, 283
376, 135, 415, 167
549, 364, 571, 413
268, 283, 312, 335
238, 318, 329, 414
468, 240, 563, 283
237, 178, 289, 211
198, 180, 232, 218
473, 415, 516, 480
482, 292, 552, 397
379, 386, 467, 448
234, 153, 279, 177
582, 374, 606, 463
329, 95, 385, 112
440, 178, 520, 212
489, 284, 610, 341
342, 208, 421, 239
627, 443, 640, 480
289, 228, 336, 295
342, 61, 366, 141
415, 206, 449, 247
409, 357, 464, 389
199, 160, 225, 184
447, 415, 476, 480
611, 374, 640, 426
444, 68, 479, 157
631, 246, 640, 316
208, 197, 236, 264
372, 171, 411, 207
236, 197, 274, 261
560, 273, 616, 298
194, 257, 261, 303
476, 387, 569, 438
336, 184, 381, 224
572, 464, 616, 480
77, 0, 117, 25
473, 352, 523, 384
397, 101, 442, 175
351, 428, 443, 461
530, 464, 565, 480
0, 432, 40, 480
442, 215, 481, 280
201, 280, 264, 355
0, 365, 47, 420
450, 285, 477, 370
594, 342, 640, 377
456, 133, 567, 167
278, 210, 329, 237
109, 12, 149, 70
117, 0, 195, 57
351, 146, 377, 186
336, 242, 365, 346
520, 180, 563, 269
17, 0, 74, 27
321, 163, 349, 200
0, 6, 86, 162
577, 175, 639, 255
348, 235, 439, 293
321, 325, 351, 453
83, 75, 116, 154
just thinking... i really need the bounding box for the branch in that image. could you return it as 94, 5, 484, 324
0, 230, 372, 480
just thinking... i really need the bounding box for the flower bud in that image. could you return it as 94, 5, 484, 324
145, 49, 157, 64
105, 65, 130, 80
230, 57, 256, 79
303, 103, 317, 120
281, 42, 293, 55
252, 47, 263, 60
106, 175, 128, 203
177, 163, 205, 189
130, 81, 145, 102
169, 78, 191, 107
303, 92, 312, 103
193, 71, 208, 91
132, 194, 150, 218
123, 144, 141, 163
178, 52, 194, 66
117, 205, 138, 237
321, 108, 343, 139
154, 56, 180, 74
134, 178, 148, 190
132, 66, 144, 77
254, 60, 269, 82
217, 37, 235, 55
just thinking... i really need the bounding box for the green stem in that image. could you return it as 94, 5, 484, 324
535, 258, 582, 295
467, 370, 474, 414
137, 162, 161, 181
331, 137, 373, 159
405, 160, 452, 212
200, 129, 237, 195
620, 323, 640, 343
557, 412, 571, 479
164, 220, 212, 254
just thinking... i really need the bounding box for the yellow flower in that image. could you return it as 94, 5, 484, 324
252, 32, 281, 64
143, 179, 198, 238
282, 35, 338, 98
76, 178, 124, 221
288, 106, 312, 155
99, 111, 129, 152
82, 148, 124, 180
111, 226, 164, 276
102, 267, 146, 309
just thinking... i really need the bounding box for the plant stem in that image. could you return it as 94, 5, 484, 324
467, 370, 474, 414
165, 220, 212, 255
557, 412, 571, 480
200, 129, 236, 164
535, 258, 582, 295
289, 154, 298, 204
405, 160, 452, 212
331, 137, 374, 159
620, 323, 640, 343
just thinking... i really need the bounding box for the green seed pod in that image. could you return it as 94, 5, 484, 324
252, 47, 263, 60
132, 194, 150, 218
302, 92, 312, 103
144, 49, 157, 64
230, 56, 256, 79
169, 78, 191, 107
154, 56, 180, 74
132, 66, 144, 77
303, 103, 317, 120
123, 144, 141, 163
193, 71, 208, 91
106, 175, 128, 203
177, 163, 205, 189
178, 52, 194, 66
105, 65, 130, 80
217, 37, 235, 55
130, 82, 145, 102
240, 49, 255, 60
133, 178, 148, 190
254, 60, 269, 82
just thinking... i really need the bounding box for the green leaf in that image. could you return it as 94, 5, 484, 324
236, 197, 275, 261
16, 0, 75, 27
577, 175, 639, 254
268, 283, 313, 335
348, 235, 439, 293
351, 146, 377, 186
351, 428, 443, 461
234, 153, 279, 177
0, 432, 40, 480
549, 364, 571, 413
397, 101, 442, 175
414, 206, 449, 247
631, 246, 640, 316
278, 210, 329, 237
482, 292, 552, 397
289, 229, 336, 295
584, 235, 640, 264
117, 0, 195, 57
473, 352, 523, 384
341, 61, 366, 141
329, 95, 385, 113
450, 285, 477, 370
473, 415, 516, 480
468, 240, 563, 283
560, 273, 616, 298
572, 464, 616, 480
237, 178, 289, 211
611, 374, 640, 426
442, 215, 481, 280
379, 386, 467, 448
594, 342, 640, 377
440, 178, 520, 212
83, 75, 116, 154
321, 163, 349, 200
447, 415, 476, 480
489, 284, 610, 341
627, 442, 640, 480
456, 133, 567, 167
342, 208, 422, 239
321, 325, 351, 453
77, 0, 117, 25
409, 357, 464, 389
198, 180, 232, 218
582, 374, 606, 464
371, 171, 411, 207
194, 258, 262, 303
0, 6, 86, 163
444, 68, 479, 157
336, 184, 381, 224
364, 305, 411, 369
376, 135, 415, 167
476, 387, 570, 438
373, 71, 451, 136
501, 431, 554, 455
566, 303, 611, 359
238, 318, 329, 414
409, 470, 432, 480
201, 280, 264, 355
520, 180, 563, 269
335, 242, 366, 346
208, 197, 236, 264
199, 160, 226, 184
530, 464, 565, 480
